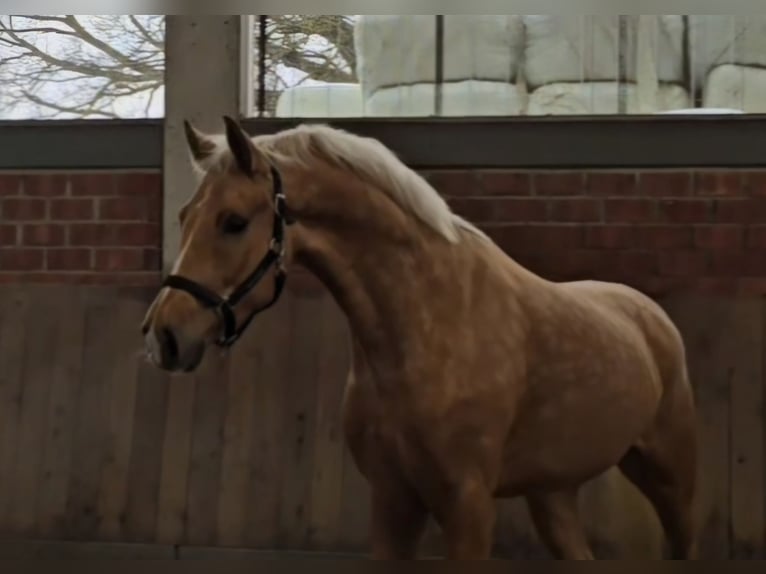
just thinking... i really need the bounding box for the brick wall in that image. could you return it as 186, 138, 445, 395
0, 172, 161, 285
425, 169, 766, 296
3, 167, 766, 296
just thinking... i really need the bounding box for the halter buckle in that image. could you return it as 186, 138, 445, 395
269, 237, 286, 257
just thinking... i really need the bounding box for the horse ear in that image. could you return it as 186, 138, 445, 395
183, 119, 218, 167
223, 115, 261, 178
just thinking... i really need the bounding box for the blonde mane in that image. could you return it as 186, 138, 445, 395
252, 124, 487, 243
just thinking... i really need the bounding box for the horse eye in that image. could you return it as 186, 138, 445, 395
221, 213, 249, 235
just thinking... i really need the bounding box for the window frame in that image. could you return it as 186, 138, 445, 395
3, 15, 766, 172
4, 115, 766, 171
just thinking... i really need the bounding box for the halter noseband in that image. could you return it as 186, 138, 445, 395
162, 166, 294, 348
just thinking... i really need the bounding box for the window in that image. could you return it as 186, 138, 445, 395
0, 15, 165, 120
250, 15, 766, 118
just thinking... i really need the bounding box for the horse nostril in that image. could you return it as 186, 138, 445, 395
141, 322, 149, 336
161, 327, 179, 364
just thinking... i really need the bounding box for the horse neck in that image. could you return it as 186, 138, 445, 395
289, 164, 464, 364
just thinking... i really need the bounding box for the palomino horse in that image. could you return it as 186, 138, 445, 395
141, 116, 698, 560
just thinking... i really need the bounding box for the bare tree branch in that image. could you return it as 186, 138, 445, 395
1, 14, 357, 118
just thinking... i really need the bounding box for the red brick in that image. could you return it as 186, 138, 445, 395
635, 226, 693, 249
478, 172, 531, 196
746, 226, 766, 249
22, 174, 67, 197
447, 198, 494, 222
22, 224, 66, 246
694, 277, 740, 296
2, 198, 46, 220
694, 226, 744, 250
46, 248, 92, 271
114, 172, 163, 197
69, 223, 159, 247
587, 172, 637, 196
0, 225, 16, 246
99, 196, 150, 221
658, 251, 708, 277
741, 171, 766, 196
0, 271, 161, 287
145, 194, 162, 223
94, 248, 146, 271
735, 278, 766, 295
488, 224, 583, 253
533, 172, 585, 196
423, 171, 479, 197
694, 171, 743, 197
708, 251, 766, 277
0, 248, 44, 270
584, 225, 635, 249
549, 198, 601, 222
490, 198, 547, 222
0, 175, 22, 196
50, 198, 94, 221
617, 250, 657, 276
70, 173, 116, 196
713, 198, 766, 223
640, 276, 696, 297
142, 248, 161, 270
657, 199, 711, 223
638, 172, 692, 197
604, 199, 656, 223
539, 249, 602, 279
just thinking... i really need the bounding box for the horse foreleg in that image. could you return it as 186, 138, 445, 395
439, 478, 496, 559
526, 488, 595, 560
369, 483, 429, 559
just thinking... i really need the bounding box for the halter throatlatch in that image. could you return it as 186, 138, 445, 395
162, 166, 293, 348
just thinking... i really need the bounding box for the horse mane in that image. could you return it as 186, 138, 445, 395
254, 124, 487, 244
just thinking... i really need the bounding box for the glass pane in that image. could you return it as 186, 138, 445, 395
252, 14, 766, 118
0, 15, 165, 119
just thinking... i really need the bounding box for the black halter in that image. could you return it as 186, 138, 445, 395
162, 166, 294, 348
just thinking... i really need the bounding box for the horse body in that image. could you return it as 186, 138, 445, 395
338, 230, 696, 559
142, 118, 697, 560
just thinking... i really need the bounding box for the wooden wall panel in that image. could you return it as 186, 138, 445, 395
0, 285, 763, 559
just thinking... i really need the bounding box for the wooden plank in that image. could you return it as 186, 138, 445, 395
184, 349, 229, 546
0, 286, 28, 535
306, 297, 350, 551
216, 330, 259, 547
243, 296, 293, 549
729, 299, 764, 558
64, 289, 115, 538
35, 286, 86, 538
96, 295, 145, 540
122, 357, 170, 542
9, 287, 63, 536
278, 293, 322, 549
0, 539, 174, 559
336, 439, 370, 553
154, 375, 197, 544
661, 296, 731, 559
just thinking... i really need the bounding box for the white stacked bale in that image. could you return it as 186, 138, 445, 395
688, 16, 766, 92
353, 15, 524, 99
275, 83, 364, 117
702, 64, 766, 113
527, 82, 690, 115
522, 15, 685, 89
365, 80, 525, 117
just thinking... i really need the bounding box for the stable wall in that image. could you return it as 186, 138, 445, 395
0, 166, 764, 558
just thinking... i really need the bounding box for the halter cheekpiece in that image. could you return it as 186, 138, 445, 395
162, 166, 294, 348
